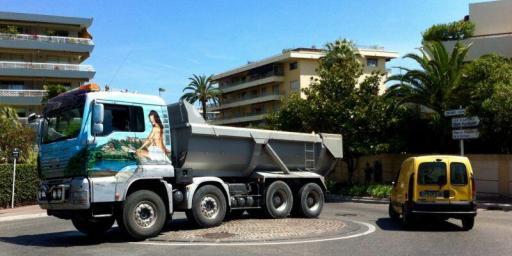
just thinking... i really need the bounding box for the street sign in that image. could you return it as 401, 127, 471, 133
11, 148, 19, 160
452, 116, 480, 128
444, 109, 466, 117
452, 129, 480, 140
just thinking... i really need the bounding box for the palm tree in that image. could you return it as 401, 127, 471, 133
386, 41, 471, 114
180, 74, 222, 120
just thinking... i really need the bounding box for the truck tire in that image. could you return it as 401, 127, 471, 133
264, 181, 293, 218
295, 183, 324, 218
120, 190, 167, 240
401, 204, 414, 229
71, 217, 114, 237
461, 216, 475, 231
190, 185, 227, 228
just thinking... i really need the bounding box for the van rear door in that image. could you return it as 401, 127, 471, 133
416, 161, 451, 203
449, 161, 472, 202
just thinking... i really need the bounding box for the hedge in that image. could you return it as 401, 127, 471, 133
0, 164, 39, 208
338, 184, 392, 198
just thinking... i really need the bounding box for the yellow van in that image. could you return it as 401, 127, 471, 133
389, 155, 477, 230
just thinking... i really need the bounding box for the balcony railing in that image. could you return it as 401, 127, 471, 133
212, 91, 282, 106
219, 70, 283, 89
0, 89, 47, 97
0, 61, 95, 72
0, 32, 93, 45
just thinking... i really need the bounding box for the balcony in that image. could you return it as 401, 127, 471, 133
0, 89, 46, 105
209, 92, 282, 111
209, 111, 269, 125
218, 70, 284, 93
0, 61, 95, 79
0, 33, 94, 53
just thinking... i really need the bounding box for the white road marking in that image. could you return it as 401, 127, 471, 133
0, 213, 48, 222
131, 220, 376, 247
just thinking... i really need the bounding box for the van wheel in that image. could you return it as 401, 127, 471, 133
72, 217, 114, 237
190, 185, 227, 228
295, 183, 324, 218
461, 216, 475, 231
121, 190, 167, 240
401, 205, 414, 229
388, 203, 399, 221
265, 181, 293, 218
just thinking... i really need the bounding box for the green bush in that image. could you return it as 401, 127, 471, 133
0, 164, 39, 208
339, 184, 392, 198
422, 20, 475, 42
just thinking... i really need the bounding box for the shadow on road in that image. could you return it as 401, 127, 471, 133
0, 217, 199, 247
376, 217, 465, 232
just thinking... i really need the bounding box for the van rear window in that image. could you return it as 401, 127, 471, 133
450, 162, 468, 185
418, 162, 447, 185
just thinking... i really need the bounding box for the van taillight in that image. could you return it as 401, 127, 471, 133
471, 176, 476, 199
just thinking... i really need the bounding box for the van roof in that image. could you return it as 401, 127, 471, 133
407, 155, 469, 162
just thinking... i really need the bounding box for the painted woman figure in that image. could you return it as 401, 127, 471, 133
136, 110, 171, 163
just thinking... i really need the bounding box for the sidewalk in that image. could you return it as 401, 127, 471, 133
0, 205, 47, 222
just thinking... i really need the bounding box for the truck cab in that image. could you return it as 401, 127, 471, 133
389, 155, 477, 230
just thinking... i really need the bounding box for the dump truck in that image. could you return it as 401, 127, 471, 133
36, 84, 342, 240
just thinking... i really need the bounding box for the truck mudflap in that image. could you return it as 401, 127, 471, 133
37, 177, 90, 210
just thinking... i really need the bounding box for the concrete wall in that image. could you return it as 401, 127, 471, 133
329, 153, 512, 198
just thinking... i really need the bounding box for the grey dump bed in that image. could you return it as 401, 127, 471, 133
167, 101, 343, 177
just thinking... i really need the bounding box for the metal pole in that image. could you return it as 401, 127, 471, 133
11, 158, 16, 208
460, 139, 464, 156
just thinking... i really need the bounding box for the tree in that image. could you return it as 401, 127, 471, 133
422, 20, 475, 42
42, 84, 68, 103
180, 74, 222, 120
0, 106, 35, 163
267, 39, 400, 183
386, 41, 470, 151
457, 54, 512, 153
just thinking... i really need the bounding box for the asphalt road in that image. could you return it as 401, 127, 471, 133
0, 202, 511, 256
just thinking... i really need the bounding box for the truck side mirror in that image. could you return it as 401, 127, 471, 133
92, 103, 104, 135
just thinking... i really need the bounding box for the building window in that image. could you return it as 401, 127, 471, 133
289, 62, 298, 70
290, 80, 300, 91
367, 58, 378, 67
100, 104, 145, 136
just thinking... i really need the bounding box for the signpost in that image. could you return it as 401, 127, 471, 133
445, 107, 479, 156
11, 148, 19, 208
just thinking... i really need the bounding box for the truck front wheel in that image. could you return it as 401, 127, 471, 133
71, 217, 114, 237
265, 181, 293, 218
120, 190, 167, 240
189, 185, 227, 228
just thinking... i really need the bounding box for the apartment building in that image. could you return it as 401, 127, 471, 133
0, 11, 95, 118
209, 46, 398, 126
444, 0, 512, 60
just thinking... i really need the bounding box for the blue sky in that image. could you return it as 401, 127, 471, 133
1, 0, 482, 103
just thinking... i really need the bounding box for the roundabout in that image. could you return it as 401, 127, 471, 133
134, 217, 376, 246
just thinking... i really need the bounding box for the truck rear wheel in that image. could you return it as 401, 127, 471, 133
461, 216, 475, 231
265, 181, 293, 218
295, 183, 324, 218
190, 185, 227, 228
71, 217, 114, 237
120, 190, 167, 240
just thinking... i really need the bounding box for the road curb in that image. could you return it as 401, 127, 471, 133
477, 202, 512, 211
326, 194, 389, 204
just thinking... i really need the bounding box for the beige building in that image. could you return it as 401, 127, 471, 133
444, 0, 512, 60
0, 11, 95, 119
209, 47, 398, 126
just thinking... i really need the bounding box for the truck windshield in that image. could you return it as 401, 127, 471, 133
42, 102, 84, 144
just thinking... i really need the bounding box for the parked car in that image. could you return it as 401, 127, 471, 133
389, 155, 477, 230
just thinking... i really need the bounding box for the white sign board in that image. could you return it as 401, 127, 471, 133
452, 129, 479, 140
452, 116, 480, 128
444, 109, 466, 117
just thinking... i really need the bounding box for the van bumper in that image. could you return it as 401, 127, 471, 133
411, 201, 477, 217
